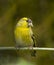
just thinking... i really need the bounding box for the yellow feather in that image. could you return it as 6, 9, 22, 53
14, 17, 33, 47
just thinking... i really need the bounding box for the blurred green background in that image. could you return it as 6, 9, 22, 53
0, 0, 54, 65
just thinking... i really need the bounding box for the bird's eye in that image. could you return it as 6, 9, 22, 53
26, 19, 32, 23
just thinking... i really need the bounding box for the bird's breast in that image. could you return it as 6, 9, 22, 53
14, 27, 33, 46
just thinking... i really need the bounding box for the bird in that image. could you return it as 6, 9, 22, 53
14, 17, 36, 56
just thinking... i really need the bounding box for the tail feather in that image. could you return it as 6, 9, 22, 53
31, 50, 36, 56
31, 34, 36, 56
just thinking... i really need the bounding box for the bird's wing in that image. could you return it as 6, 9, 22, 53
31, 34, 36, 47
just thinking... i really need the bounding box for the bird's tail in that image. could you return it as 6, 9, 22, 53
31, 34, 36, 57
31, 50, 36, 56
31, 41, 36, 57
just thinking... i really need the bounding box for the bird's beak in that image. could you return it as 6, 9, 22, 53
28, 23, 33, 27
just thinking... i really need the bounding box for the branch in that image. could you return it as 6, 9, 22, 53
0, 47, 54, 51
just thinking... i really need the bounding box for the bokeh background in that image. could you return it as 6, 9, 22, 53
0, 0, 54, 65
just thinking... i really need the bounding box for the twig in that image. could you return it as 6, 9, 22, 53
0, 47, 54, 51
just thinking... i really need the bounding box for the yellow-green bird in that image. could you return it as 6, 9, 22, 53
14, 17, 36, 56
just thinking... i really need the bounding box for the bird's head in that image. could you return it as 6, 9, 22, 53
16, 17, 33, 28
